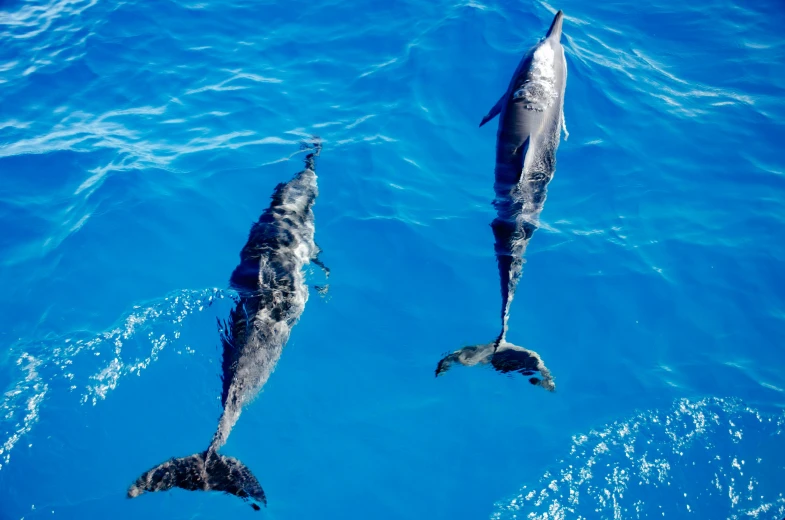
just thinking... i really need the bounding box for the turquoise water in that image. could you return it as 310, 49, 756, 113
1, 0, 784, 518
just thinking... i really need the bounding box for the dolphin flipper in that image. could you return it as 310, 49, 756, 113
311, 243, 330, 297
480, 94, 506, 128
312, 243, 330, 278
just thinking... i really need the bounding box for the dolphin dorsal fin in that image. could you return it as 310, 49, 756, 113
479, 93, 506, 128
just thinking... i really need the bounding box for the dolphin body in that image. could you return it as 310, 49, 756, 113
128, 144, 326, 510
435, 11, 567, 391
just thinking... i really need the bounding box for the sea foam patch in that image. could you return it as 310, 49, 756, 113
491, 397, 785, 520
0, 287, 225, 470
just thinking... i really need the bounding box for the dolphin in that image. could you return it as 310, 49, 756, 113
435, 11, 567, 391
128, 142, 327, 510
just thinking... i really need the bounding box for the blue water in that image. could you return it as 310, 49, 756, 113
1, 0, 784, 518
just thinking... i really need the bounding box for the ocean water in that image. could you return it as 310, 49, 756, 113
1, 0, 784, 518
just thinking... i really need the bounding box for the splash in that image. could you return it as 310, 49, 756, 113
77, 288, 226, 405
491, 398, 785, 520
0, 287, 226, 470
0, 354, 47, 471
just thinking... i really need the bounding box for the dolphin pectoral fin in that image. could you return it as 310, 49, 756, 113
480, 94, 506, 128
491, 343, 555, 391
518, 138, 535, 174
312, 255, 330, 279
311, 244, 330, 298
502, 138, 531, 184
312, 242, 330, 278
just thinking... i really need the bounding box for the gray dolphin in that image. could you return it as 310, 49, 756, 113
436, 11, 567, 391
128, 142, 327, 510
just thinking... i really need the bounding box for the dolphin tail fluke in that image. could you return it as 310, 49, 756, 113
127, 450, 266, 510
491, 341, 555, 391
435, 341, 555, 391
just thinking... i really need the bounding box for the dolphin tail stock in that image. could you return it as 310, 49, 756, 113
435, 339, 555, 391
127, 448, 267, 510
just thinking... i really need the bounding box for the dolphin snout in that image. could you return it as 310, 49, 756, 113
545, 10, 564, 41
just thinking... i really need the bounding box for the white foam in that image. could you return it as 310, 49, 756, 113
80, 288, 226, 406
0, 354, 47, 470
491, 397, 785, 520
0, 288, 224, 470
